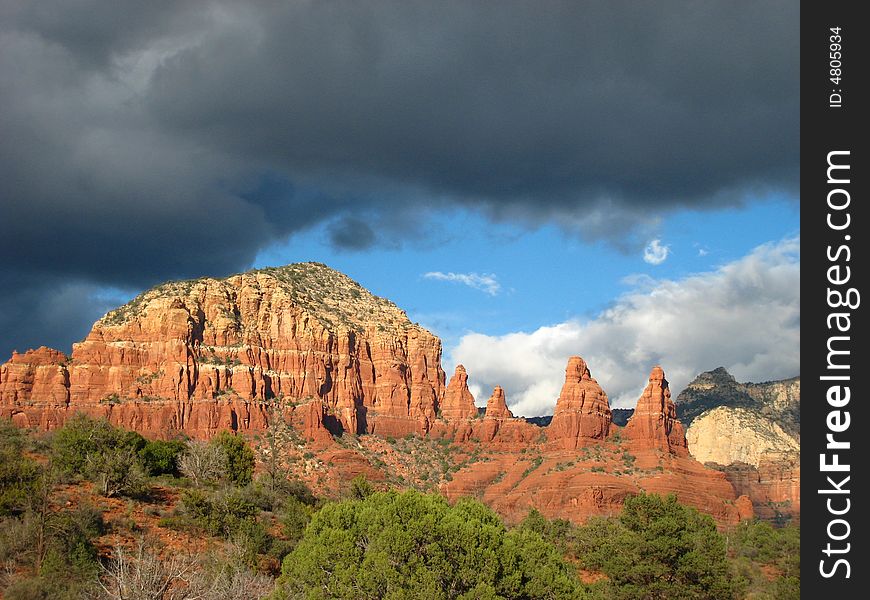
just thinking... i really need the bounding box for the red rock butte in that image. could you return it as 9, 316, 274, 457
0, 262, 759, 525
441, 365, 477, 421
623, 365, 688, 455
548, 356, 612, 448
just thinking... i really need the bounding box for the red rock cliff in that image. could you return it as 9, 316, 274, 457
0, 264, 444, 439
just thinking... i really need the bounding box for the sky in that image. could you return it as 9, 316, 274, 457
0, 1, 799, 414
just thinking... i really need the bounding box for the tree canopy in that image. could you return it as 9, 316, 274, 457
278, 489, 586, 600
574, 493, 737, 600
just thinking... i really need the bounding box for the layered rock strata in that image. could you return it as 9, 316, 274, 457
686, 407, 799, 467
676, 367, 800, 440
718, 454, 800, 524
677, 369, 800, 523
1, 264, 444, 439
686, 406, 799, 524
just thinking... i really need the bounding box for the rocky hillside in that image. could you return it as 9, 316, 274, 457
676, 367, 800, 440
678, 369, 800, 524
1, 263, 760, 526
686, 407, 799, 467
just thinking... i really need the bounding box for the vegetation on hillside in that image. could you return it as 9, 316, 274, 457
0, 418, 799, 599
100, 262, 414, 334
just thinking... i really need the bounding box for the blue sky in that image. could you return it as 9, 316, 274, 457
254, 196, 798, 350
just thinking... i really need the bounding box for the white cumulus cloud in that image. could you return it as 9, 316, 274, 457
423, 271, 501, 296
643, 239, 670, 265
448, 237, 800, 416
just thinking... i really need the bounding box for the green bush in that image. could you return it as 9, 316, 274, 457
277, 490, 586, 599
731, 519, 799, 565
209, 431, 255, 485
574, 493, 737, 600
280, 496, 313, 548
3, 576, 94, 600
51, 415, 148, 496
347, 474, 375, 499
286, 477, 317, 506
728, 520, 800, 598
0, 420, 42, 515
518, 508, 573, 552
232, 517, 274, 566
179, 488, 260, 538
2, 506, 105, 599
139, 439, 186, 476
0, 419, 27, 454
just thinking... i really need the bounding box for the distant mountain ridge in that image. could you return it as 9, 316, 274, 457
677, 368, 800, 524
676, 367, 799, 441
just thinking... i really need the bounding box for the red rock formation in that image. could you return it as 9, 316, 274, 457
718, 453, 800, 524
440, 365, 477, 420
442, 447, 750, 527
547, 357, 612, 448
0, 264, 444, 440
472, 386, 539, 446
0, 264, 783, 526
484, 385, 513, 419
291, 399, 334, 448
735, 495, 755, 521
623, 366, 688, 455
0, 347, 70, 406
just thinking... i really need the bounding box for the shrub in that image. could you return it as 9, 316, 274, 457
575, 493, 737, 600
0, 420, 42, 515
285, 477, 317, 506
728, 520, 800, 598
280, 497, 313, 548
0, 512, 37, 564
179, 488, 259, 538
139, 439, 186, 476
518, 508, 573, 551
209, 431, 255, 486
40, 506, 105, 578
187, 550, 275, 600
277, 490, 585, 599
97, 543, 198, 600
92, 446, 148, 497
0, 504, 105, 599
4, 576, 94, 600
99, 543, 274, 600
347, 474, 375, 499
51, 416, 147, 497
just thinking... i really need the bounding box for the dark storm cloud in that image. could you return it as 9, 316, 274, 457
0, 273, 127, 357
327, 216, 378, 251
0, 0, 797, 356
